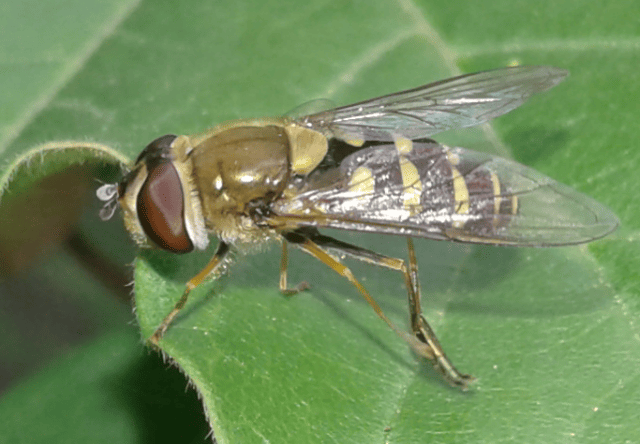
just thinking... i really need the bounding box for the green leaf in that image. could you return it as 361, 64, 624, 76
0, 328, 210, 443
1, 0, 638, 443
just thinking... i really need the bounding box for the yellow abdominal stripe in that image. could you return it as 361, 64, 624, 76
445, 148, 460, 166
399, 157, 422, 211
450, 166, 469, 229
395, 137, 413, 154
489, 171, 519, 217
490, 171, 502, 214
348, 166, 375, 195
395, 137, 422, 214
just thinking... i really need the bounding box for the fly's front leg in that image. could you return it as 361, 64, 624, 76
148, 241, 230, 346
279, 241, 310, 295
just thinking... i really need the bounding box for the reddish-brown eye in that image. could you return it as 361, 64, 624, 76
137, 161, 193, 253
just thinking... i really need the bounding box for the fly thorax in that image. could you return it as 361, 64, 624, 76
191, 125, 290, 218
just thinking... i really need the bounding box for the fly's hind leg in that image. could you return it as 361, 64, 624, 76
404, 238, 475, 389
283, 228, 474, 390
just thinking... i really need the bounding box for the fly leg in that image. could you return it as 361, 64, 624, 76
149, 241, 230, 345
279, 241, 310, 295
282, 228, 474, 389
404, 238, 475, 389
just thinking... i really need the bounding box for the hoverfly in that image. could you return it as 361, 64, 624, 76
97, 66, 618, 389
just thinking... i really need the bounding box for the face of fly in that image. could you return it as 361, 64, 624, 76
98, 134, 208, 253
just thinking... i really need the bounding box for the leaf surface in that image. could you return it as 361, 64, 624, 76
0, 0, 638, 443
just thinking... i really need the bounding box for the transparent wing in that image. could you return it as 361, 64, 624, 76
296, 66, 568, 142
286, 99, 335, 119
272, 141, 618, 246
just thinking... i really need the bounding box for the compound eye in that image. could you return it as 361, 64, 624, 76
137, 160, 193, 253
136, 134, 177, 164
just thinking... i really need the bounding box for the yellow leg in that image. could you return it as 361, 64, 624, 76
286, 231, 473, 389
279, 241, 310, 295
149, 242, 229, 345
